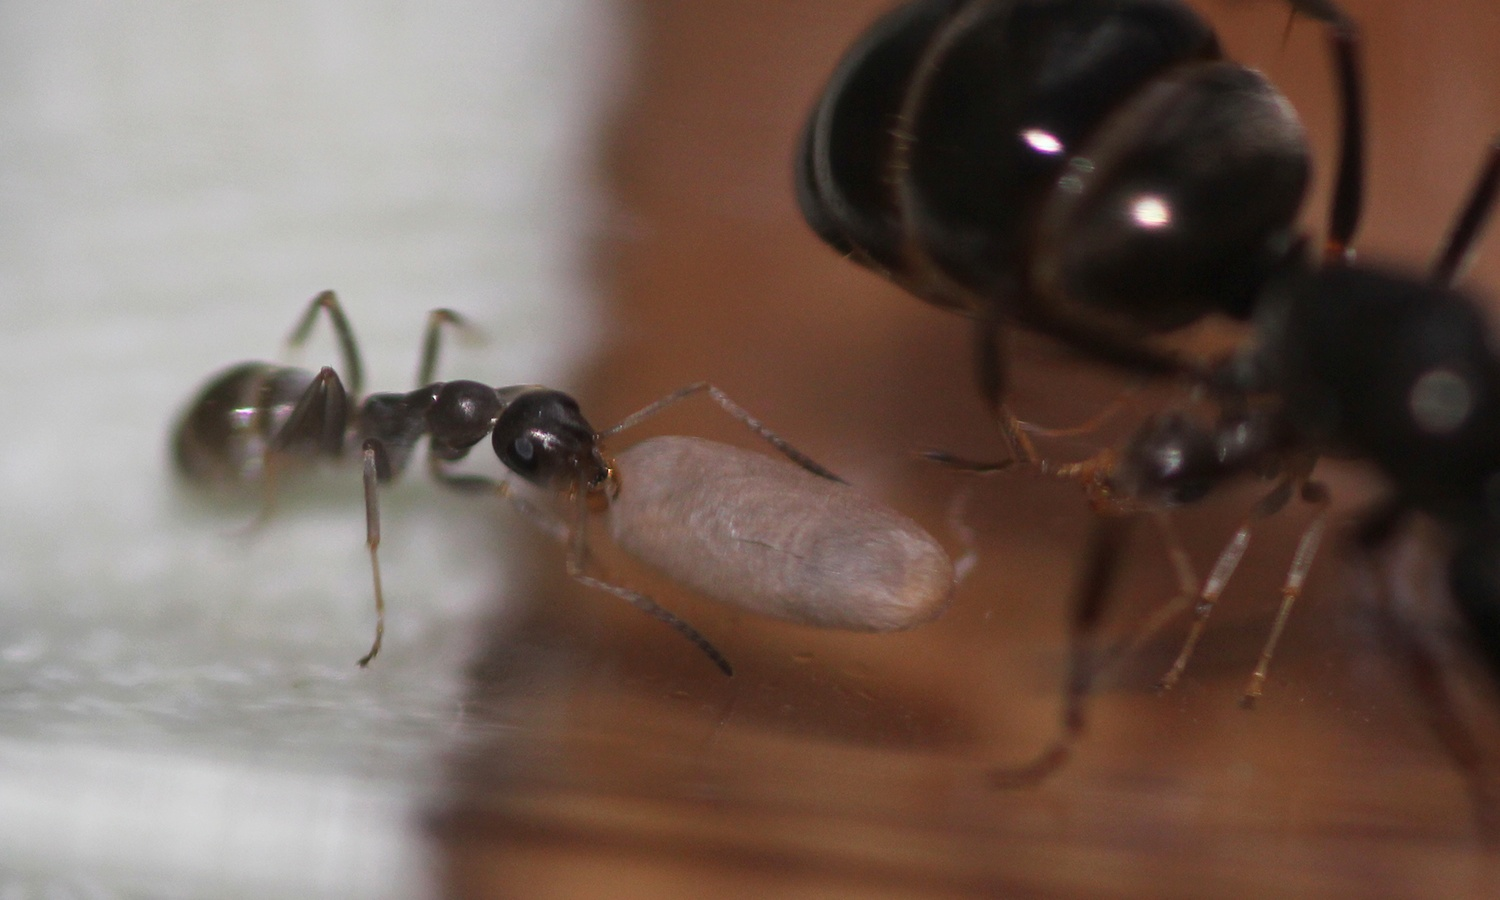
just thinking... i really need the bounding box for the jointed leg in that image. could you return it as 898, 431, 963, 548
991, 515, 1133, 787
357, 440, 387, 667
1241, 481, 1330, 707
563, 491, 733, 676
601, 382, 844, 483
1017, 383, 1145, 440
1432, 135, 1500, 286
1155, 479, 1298, 692
285, 290, 365, 397
1323, 21, 1364, 261
429, 456, 571, 545
428, 457, 732, 676
415, 308, 480, 387
943, 480, 982, 585
1155, 523, 1253, 693
243, 366, 351, 534
1102, 513, 1202, 669
1366, 524, 1500, 844
1286, 1, 1365, 261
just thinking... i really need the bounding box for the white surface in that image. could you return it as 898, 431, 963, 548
0, 1, 623, 894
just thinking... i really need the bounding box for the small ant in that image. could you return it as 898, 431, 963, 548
173, 293, 955, 669
797, 0, 1500, 815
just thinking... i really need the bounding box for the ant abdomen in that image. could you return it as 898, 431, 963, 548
899, 0, 1224, 303
608, 436, 954, 632
173, 362, 340, 485
793, 0, 964, 276
1032, 63, 1309, 331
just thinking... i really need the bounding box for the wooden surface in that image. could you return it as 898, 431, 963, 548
434, 1, 1500, 896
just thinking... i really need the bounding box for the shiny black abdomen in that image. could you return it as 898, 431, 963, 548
798, 0, 1310, 336
172, 362, 321, 484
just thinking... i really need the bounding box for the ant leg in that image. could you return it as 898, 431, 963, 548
1154, 526, 1251, 693
427, 457, 728, 673
1277, 0, 1364, 258
563, 491, 733, 676
414, 308, 481, 387
1157, 478, 1298, 692
428, 456, 571, 545
1372, 528, 1500, 844
268, 367, 349, 460
1017, 383, 1144, 440
1105, 513, 1203, 668
1241, 482, 1330, 707
918, 451, 1012, 474
284, 290, 365, 397
991, 515, 1134, 787
1155, 512, 1201, 612
564, 566, 734, 677
1432, 135, 1500, 286
1398, 630, 1500, 844
1302, 3, 1365, 260
599, 382, 843, 483
1155, 524, 1262, 692
969, 318, 1042, 467
243, 366, 350, 532
944, 480, 982, 585
357, 439, 387, 667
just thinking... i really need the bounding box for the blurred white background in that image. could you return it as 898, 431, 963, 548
0, 1, 623, 894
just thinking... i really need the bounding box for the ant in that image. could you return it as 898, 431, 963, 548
795, 0, 1363, 702
173, 292, 954, 670
796, 0, 1500, 810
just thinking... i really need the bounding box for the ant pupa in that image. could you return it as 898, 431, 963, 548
173, 292, 956, 670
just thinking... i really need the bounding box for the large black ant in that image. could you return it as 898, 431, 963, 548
794, 0, 1363, 707
173, 292, 954, 670
795, 0, 1500, 809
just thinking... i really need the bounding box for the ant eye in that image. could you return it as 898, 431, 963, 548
495, 427, 568, 486
511, 436, 536, 467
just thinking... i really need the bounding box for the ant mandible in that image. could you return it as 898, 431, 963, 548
173, 293, 955, 670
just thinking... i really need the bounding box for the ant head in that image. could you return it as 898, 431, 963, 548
491, 387, 610, 493
426, 380, 504, 461
1110, 411, 1220, 507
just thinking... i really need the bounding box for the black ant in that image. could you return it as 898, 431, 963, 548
796, 0, 1500, 812
794, 0, 1364, 705
173, 292, 954, 669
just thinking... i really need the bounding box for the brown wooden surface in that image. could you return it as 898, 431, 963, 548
435, 2, 1500, 897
